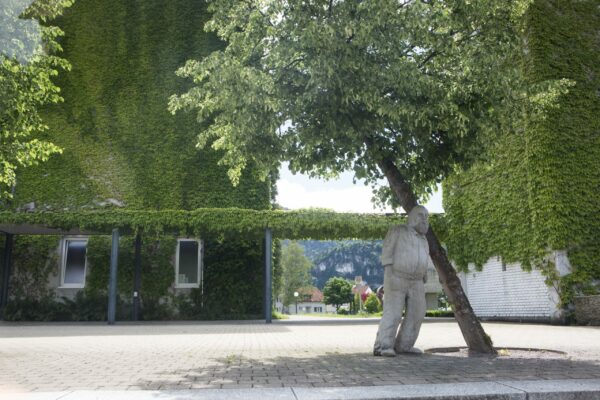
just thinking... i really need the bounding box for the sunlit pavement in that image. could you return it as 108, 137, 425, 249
0, 319, 599, 393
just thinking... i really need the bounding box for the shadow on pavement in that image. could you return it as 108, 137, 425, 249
136, 351, 600, 390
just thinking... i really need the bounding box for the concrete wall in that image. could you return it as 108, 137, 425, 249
458, 257, 561, 321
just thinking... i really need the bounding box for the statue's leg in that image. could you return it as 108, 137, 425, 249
395, 280, 426, 353
374, 269, 405, 356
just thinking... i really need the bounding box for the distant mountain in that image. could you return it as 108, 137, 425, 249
297, 240, 339, 259
298, 240, 383, 290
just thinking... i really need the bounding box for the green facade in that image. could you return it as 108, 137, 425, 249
14, 0, 270, 210
443, 0, 600, 305
4, 0, 273, 320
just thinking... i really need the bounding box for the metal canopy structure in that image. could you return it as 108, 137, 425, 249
0, 209, 403, 325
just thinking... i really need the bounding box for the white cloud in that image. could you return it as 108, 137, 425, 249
276, 163, 445, 214
276, 179, 391, 213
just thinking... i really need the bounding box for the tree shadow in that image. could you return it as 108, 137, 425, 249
135, 351, 600, 390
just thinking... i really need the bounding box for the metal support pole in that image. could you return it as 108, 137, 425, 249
132, 231, 142, 321
1, 233, 14, 318
107, 228, 119, 325
264, 228, 272, 323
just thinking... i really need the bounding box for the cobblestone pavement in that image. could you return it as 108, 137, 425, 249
0, 319, 599, 393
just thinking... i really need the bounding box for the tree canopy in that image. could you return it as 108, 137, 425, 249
170, 0, 530, 205
323, 277, 353, 311
0, 0, 74, 200
281, 241, 313, 306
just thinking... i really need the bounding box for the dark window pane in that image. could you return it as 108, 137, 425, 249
64, 240, 87, 285
178, 241, 199, 284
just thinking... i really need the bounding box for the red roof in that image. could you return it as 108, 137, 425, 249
352, 284, 373, 296
298, 286, 324, 302
352, 284, 373, 302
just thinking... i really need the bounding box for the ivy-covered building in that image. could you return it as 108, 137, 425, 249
443, 0, 599, 322
0, 0, 275, 321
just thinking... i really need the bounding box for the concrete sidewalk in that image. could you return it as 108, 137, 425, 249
1, 319, 599, 397
6, 379, 600, 399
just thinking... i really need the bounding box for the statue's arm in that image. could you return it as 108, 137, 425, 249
424, 257, 435, 283
381, 226, 398, 267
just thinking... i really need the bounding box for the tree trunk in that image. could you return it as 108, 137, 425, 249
378, 157, 496, 354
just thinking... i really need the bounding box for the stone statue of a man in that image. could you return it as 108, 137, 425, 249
373, 205, 430, 357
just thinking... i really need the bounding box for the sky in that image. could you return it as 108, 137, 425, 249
276, 163, 444, 214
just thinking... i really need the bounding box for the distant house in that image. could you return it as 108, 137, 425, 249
287, 287, 335, 314
352, 282, 373, 302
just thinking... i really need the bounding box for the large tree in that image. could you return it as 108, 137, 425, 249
170, 0, 531, 353
323, 277, 354, 312
281, 241, 313, 307
0, 0, 74, 200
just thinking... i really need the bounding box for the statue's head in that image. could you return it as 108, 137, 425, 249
407, 205, 429, 235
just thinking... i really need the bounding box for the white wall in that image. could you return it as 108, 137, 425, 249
425, 293, 439, 310
458, 257, 561, 320
424, 267, 443, 295
288, 302, 336, 314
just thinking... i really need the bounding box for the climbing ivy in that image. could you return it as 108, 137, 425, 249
0, 236, 57, 302
443, 0, 600, 305
11, 0, 272, 210
85, 235, 175, 315
0, 0, 75, 199
1, 0, 276, 320
0, 208, 423, 239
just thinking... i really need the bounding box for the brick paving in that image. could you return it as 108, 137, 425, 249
0, 319, 599, 392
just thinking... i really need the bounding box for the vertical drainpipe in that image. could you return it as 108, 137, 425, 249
132, 231, 142, 321
264, 228, 272, 323
0, 233, 14, 319
1, 185, 15, 318
107, 228, 119, 325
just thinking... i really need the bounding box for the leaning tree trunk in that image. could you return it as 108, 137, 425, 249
378, 157, 496, 354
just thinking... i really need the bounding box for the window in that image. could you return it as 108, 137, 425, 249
175, 239, 202, 288
60, 238, 88, 288
314, 306, 323, 313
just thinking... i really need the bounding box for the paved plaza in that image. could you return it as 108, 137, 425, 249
1, 318, 599, 395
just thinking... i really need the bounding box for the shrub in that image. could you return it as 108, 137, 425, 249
364, 293, 382, 313
426, 309, 454, 318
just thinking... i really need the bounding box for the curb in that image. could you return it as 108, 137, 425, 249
4, 379, 600, 400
